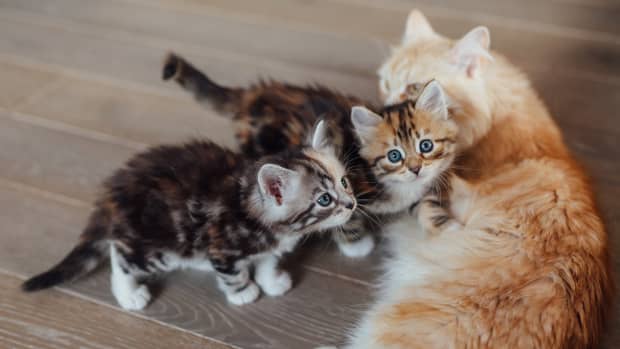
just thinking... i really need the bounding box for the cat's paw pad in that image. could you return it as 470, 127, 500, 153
338, 234, 375, 258
226, 282, 260, 305
116, 284, 151, 310
259, 271, 292, 297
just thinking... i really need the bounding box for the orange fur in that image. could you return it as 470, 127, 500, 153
347, 10, 613, 349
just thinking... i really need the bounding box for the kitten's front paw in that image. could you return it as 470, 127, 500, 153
415, 194, 449, 235
258, 271, 292, 297
338, 234, 375, 258
226, 282, 260, 305
116, 284, 151, 311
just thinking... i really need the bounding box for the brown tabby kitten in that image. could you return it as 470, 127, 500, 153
22, 121, 356, 310
162, 53, 458, 258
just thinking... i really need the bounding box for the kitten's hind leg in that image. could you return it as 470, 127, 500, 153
110, 244, 151, 310
334, 218, 375, 258
214, 262, 260, 305
255, 254, 292, 297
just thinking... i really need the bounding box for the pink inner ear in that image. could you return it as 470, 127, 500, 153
268, 180, 283, 205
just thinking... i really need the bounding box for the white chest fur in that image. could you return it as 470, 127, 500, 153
368, 181, 430, 215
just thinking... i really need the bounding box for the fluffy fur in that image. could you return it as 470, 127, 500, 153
163, 54, 458, 257
22, 122, 357, 310
345, 10, 613, 349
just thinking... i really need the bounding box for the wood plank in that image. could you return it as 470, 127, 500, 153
0, 114, 135, 201
0, 181, 371, 348
0, 5, 379, 102
0, 272, 232, 349
1, 0, 619, 85
0, 61, 60, 109
0, 0, 381, 78
16, 75, 237, 148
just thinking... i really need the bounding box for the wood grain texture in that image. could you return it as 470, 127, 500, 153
1, 0, 619, 86
0, 7, 379, 102
0, 273, 233, 349
15, 73, 237, 148
0, 61, 60, 109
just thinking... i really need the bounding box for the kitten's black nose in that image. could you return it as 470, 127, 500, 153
410, 166, 421, 175
345, 201, 355, 210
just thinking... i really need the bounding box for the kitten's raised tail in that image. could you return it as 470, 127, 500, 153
162, 52, 242, 114
21, 208, 110, 292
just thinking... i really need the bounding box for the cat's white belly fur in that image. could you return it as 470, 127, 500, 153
343, 214, 440, 349
156, 251, 214, 272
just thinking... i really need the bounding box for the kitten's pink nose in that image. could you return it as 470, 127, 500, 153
345, 201, 355, 210
409, 166, 421, 175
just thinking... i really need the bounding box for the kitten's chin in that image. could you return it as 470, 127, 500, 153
316, 212, 354, 232
384, 174, 419, 184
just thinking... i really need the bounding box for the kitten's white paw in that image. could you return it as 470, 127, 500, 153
226, 282, 260, 305
258, 271, 292, 297
115, 284, 151, 310
338, 234, 375, 258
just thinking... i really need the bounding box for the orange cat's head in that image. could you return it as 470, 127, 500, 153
351, 81, 457, 212
378, 10, 495, 143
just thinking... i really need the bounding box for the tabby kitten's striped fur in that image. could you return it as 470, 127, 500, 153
163, 54, 458, 257
23, 121, 356, 310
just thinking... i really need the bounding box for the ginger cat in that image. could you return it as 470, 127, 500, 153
345, 10, 613, 349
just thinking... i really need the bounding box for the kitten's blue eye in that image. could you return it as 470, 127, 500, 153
317, 193, 332, 207
387, 149, 403, 163
419, 139, 434, 153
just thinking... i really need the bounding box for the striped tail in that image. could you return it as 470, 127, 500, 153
22, 209, 109, 292
162, 52, 242, 114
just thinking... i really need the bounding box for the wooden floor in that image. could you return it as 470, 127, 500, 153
0, 0, 618, 348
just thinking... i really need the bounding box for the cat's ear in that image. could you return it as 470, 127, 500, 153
257, 164, 298, 206
351, 106, 383, 142
402, 9, 437, 44
451, 26, 493, 78
310, 119, 332, 153
415, 80, 449, 120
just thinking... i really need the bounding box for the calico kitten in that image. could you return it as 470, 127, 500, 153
162, 54, 457, 257
22, 121, 356, 310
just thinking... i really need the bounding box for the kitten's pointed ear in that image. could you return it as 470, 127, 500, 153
311, 119, 331, 152
415, 80, 449, 120
351, 106, 382, 129
402, 9, 437, 44
351, 106, 383, 142
451, 26, 493, 77
257, 164, 298, 206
